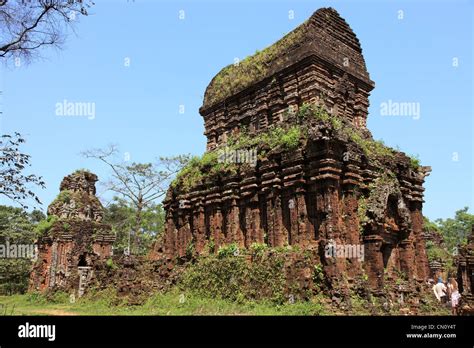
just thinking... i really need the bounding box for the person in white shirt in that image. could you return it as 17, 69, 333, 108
432, 277, 447, 303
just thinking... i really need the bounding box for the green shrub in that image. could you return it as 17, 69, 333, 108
217, 243, 239, 258
79, 287, 124, 307
426, 245, 447, 262
35, 216, 58, 236
171, 152, 237, 193
186, 241, 195, 259
180, 254, 288, 303
45, 291, 70, 304
409, 154, 421, 170
106, 258, 117, 270
357, 197, 368, 234
313, 264, 324, 283
278, 126, 301, 149
26, 291, 49, 304
172, 101, 418, 194
250, 242, 267, 256
347, 131, 395, 160
52, 190, 72, 204
208, 237, 215, 254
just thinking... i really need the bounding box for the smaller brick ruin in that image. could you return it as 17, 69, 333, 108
423, 225, 445, 279
29, 170, 115, 296
457, 227, 474, 314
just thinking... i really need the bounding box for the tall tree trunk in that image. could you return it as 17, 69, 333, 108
134, 200, 143, 254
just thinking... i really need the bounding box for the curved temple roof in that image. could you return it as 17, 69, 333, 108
201, 7, 374, 111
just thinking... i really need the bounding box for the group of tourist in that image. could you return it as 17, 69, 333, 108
432, 277, 461, 315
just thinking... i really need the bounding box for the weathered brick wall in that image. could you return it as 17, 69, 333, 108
29, 171, 115, 293
201, 8, 374, 151
154, 7, 431, 294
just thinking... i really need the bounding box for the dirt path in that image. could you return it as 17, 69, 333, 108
30, 308, 78, 316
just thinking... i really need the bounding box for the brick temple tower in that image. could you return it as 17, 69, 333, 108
457, 227, 474, 314
30, 170, 115, 296
200, 7, 374, 151
152, 8, 431, 292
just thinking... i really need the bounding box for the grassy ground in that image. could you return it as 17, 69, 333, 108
0, 289, 330, 316
0, 288, 452, 316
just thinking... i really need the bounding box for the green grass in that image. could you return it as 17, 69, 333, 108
171, 125, 302, 193
51, 189, 72, 205
0, 286, 451, 316
0, 289, 329, 316
203, 22, 306, 108
170, 151, 237, 192
296, 102, 399, 164
408, 154, 421, 170
0, 292, 76, 316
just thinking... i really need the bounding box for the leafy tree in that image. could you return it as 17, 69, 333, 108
423, 216, 439, 234
29, 209, 46, 223
82, 145, 189, 254
0, 205, 39, 294
435, 207, 474, 253
103, 197, 165, 255
0, 0, 94, 63
423, 210, 474, 277
0, 133, 45, 208
82, 145, 188, 253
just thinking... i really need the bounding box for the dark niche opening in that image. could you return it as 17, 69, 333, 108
78, 254, 88, 267
382, 243, 393, 269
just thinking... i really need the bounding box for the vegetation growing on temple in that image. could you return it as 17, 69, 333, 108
171, 102, 421, 194
35, 216, 58, 237
204, 23, 306, 108
171, 124, 302, 192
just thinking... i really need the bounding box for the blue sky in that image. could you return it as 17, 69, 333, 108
0, 0, 472, 221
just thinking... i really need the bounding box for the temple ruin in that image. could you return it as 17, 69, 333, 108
457, 227, 474, 314
29, 170, 115, 295
154, 7, 432, 293
27, 8, 435, 308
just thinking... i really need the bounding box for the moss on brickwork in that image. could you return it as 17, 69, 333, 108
203, 23, 306, 108
171, 102, 420, 195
